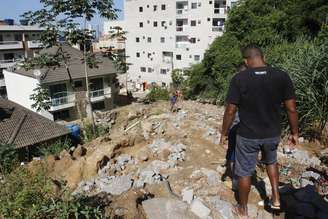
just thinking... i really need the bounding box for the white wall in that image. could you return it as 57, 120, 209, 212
124, 0, 238, 89
3, 70, 39, 111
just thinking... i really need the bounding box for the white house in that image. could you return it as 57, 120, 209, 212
4, 45, 121, 121
124, 0, 239, 90
0, 22, 43, 97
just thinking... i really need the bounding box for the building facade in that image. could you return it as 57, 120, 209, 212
0, 22, 43, 98
124, 0, 239, 90
4, 45, 120, 121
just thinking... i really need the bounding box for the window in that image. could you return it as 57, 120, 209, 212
147, 37, 152, 43
191, 20, 196, 26
147, 53, 151, 58
136, 37, 140, 42
153, 5, 157, 11
92, 101, 105, 110
14, 34, 22, 41
162, 82, 166, 87
161, 21, 166, 27
148, 67, 153, 73
4, 53, 14, 60
136, 52, 140, 57
207, 18, 211, 22
140, 67, 146, 72
139, 22, 143, 27
176, 54, 182, 60
198, 20, 201, 24
194, 55, 200, 61
160, 69, 167, 74
209, 1, 213, 4
191, 3, 197, 9
139, 6, 143, 12
74, 80, 83, 88
190, 38, 196, 44
53, 110, 70, 121
160, 37, 165, 43
153, 21, 158, 27
161, 4, 166, 10
147, 20, 150, 24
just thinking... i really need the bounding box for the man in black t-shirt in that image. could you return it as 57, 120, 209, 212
219, 45, 299, 218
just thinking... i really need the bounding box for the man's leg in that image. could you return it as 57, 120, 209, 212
234, 135, 259, 217
261, 137, 281, 207
238, 176, 251, 215
266, 163, 280, 206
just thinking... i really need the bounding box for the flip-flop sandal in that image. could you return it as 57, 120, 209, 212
232, 205, 249, 219
268, 200, 281, 210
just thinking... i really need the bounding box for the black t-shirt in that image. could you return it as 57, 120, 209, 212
226, 66, 295, 139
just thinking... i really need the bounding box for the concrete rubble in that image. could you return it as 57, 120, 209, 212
34, 100, 327, 219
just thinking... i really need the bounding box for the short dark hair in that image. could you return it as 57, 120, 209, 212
241, 44, 264, 59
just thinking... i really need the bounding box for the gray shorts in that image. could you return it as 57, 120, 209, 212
235, 135, 280, 177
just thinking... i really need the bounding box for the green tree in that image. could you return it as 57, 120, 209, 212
30, 84, 51, 112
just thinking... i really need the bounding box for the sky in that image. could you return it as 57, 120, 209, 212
0, 0, 124, 33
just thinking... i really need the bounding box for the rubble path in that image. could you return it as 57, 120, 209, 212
33, 100, 326, 219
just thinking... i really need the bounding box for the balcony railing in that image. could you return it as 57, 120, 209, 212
0, 59, 23, 68
214, 8, 227, 14
0, 41, 23, 50
212, 26, 224, 32
176, 42, 189, 49
176, 9, 188, 15
49, 93, 75, 111
0, 79, 5, 87
90, 88, 111, 102
176, 26, 187, 32
90, 89, 105, 98
27, 40, 43, 49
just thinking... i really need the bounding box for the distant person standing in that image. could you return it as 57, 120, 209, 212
219, 45, 299, 218
170, 91, 178, 112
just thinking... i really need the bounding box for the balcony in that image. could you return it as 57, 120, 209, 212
214, 8, 227, 14
90, 87, 111, 102
49, 94, 75, 111
0, 79, 5, 87
27, 40, 43, 49
176, 26, 187, 32
176, 42, 190, 49
0, 41, 23, 50
212, 26, 224, 32
176, 9, 188, 16
0, 59, 23, 68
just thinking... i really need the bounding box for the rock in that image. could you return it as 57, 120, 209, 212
137, 149, 150, 161
298, 137, 305, 143
158, 149, 171, 161
59, 150, 71, 159
73, 145, 87, 158
99, 175, 132, 195
201, 168, 220, 186
216, 165, 225, 174
292, 149, 321, 166
182, 188, 194, 204
63, 159, 85, 189
257, 210, 273, 219
190, 198, 211, 219
141, 121, 153, 140
142, 198, 198, 219
149, 160, 170, 173
209, 196, 234, 219
248, 204, 258, 218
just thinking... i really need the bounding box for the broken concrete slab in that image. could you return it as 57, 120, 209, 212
182, 187, 194, 204
190, 198, 211, 219
209, 196, 234, 219
142, 198, 199, 219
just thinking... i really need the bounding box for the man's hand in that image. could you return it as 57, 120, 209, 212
219, 135, 229, 150
288, 134, 299, 149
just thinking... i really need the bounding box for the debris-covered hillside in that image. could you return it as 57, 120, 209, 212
30, 100, 327, 219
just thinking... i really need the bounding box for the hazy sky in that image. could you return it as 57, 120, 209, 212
0, 0, 124, 32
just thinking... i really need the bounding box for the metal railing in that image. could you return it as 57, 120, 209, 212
0, 41, 21, 45
212, 26, 224, 32
90, 89, 105, 98
27, 40, 43, 48
176, 26, 187, 32
50, 92, 75, 107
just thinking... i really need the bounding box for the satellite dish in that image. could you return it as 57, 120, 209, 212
33, 69, 42, 78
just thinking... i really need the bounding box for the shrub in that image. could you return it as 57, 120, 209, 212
0, 166, 104, 219
0, 144, 19, 174
146, 86, 170, 102
38, 137, 72, 157
82, 121, 109, 142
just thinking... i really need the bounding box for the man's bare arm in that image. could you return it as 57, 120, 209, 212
285, 99, 299, 146
220, 103, 237, 138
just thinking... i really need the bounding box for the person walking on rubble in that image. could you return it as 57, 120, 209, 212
219, 44, 299, 218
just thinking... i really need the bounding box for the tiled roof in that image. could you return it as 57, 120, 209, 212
0, 98, 70, 148
14, 45, 120, 84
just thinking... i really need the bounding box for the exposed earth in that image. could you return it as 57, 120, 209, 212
30, 100, 327, 219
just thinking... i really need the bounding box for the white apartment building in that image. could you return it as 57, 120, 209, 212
0, 23, 43, 97
124, 0, 239, 90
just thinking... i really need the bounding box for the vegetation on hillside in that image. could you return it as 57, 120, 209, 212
181, 0, 328, 137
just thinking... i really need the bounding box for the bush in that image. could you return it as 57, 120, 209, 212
0, 144, 19, 174
146, 86, 170, 102
38, 137, 72, 157
82, 121, 109, 142
0, 166, 104, 219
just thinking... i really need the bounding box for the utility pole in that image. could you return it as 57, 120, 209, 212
83, 17, 96, 134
